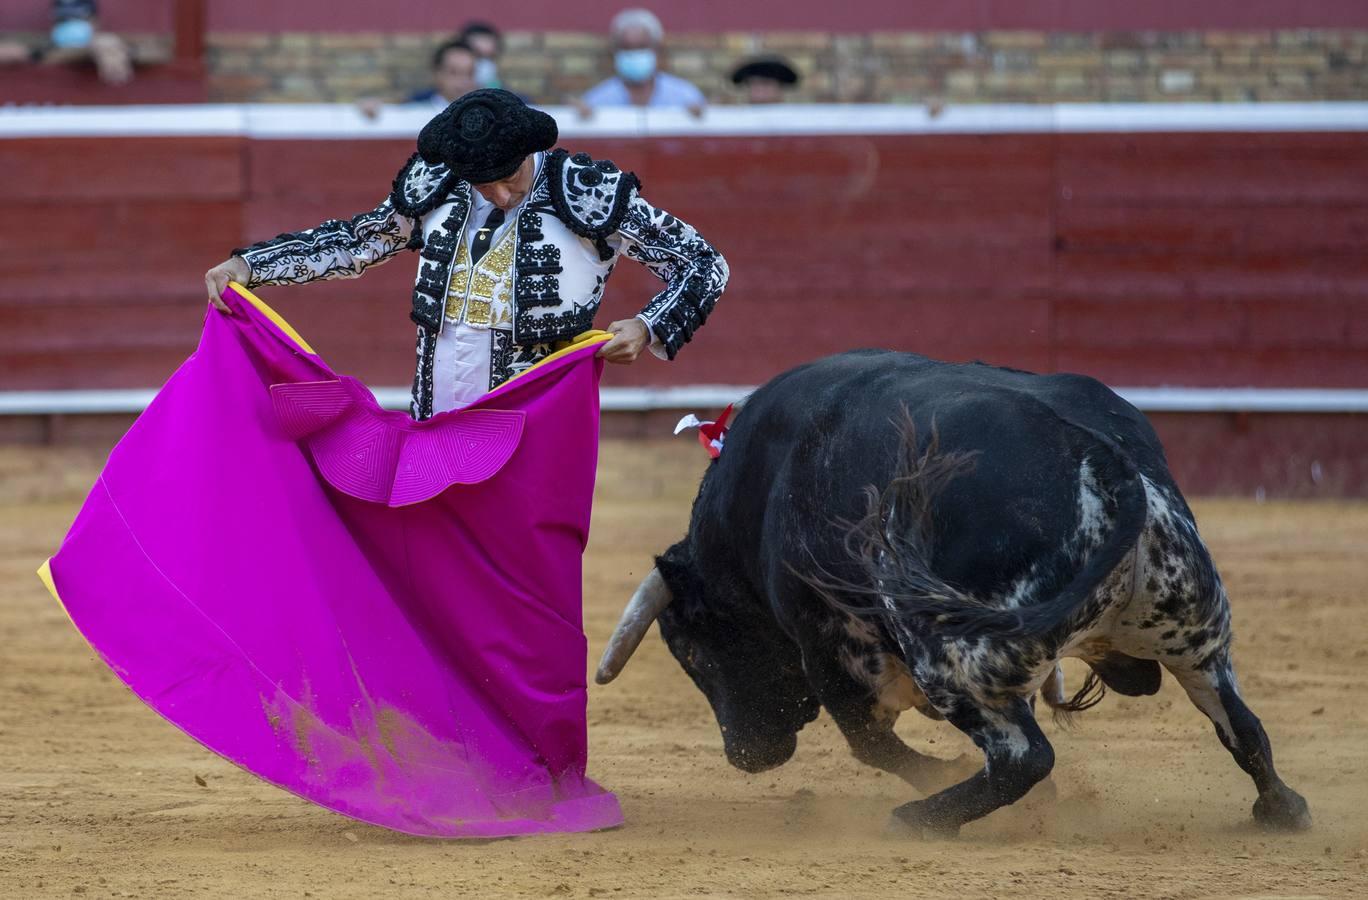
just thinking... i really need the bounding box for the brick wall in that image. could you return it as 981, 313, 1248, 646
3, 30, 175, 65
198, 30, 1368, 104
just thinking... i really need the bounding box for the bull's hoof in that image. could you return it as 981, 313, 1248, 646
1253, 785, 1312, 832
887, 802, 960, 840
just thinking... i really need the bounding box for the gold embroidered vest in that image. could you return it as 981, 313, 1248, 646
443, 222, 516, 329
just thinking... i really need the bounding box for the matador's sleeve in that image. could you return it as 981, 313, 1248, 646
613, 194, 729, 360
231, 198, 416, 287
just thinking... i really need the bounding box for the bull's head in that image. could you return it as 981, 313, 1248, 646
597, 541, 819, 773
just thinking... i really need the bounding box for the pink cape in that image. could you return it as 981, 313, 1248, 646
38, 284, 624, 838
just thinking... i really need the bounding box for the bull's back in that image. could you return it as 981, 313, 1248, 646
700, 350, 1164, 603
728, 350, 1167, 490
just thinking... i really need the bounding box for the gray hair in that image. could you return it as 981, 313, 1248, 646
610, 8, 664, 44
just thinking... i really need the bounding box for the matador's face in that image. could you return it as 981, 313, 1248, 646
471, 156, 536, 211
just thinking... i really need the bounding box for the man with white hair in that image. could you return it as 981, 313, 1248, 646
579, 8, 705, 110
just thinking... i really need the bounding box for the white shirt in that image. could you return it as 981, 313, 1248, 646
431, 151, 659, 413
581, 72, 707, 108
458, 151, 544, 289
432, 153, 544, 412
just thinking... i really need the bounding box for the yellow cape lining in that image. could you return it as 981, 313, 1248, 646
36, 557, 78, 630
228, 282, 317, 355
225, 282, 611, 387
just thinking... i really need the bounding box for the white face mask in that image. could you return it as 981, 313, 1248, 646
51, 18, 94, 49
614, 48, 657, 84
474, 58, 499, 88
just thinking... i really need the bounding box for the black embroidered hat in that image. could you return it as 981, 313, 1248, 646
729, 57, 800, 86
416, 89, 559, 184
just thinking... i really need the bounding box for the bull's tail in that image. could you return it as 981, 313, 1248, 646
842, 410, 1148, 644
1040, 663, 1107, 727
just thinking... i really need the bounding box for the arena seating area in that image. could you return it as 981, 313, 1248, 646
2, 103, 1366, 493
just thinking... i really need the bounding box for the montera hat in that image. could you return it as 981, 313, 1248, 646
416, 89, 559, 183
730, 57, 800, 86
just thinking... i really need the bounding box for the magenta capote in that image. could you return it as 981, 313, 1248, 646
39, 284, 623, 838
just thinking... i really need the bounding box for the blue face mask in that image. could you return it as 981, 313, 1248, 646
51, 18, 95, 49
614, 48, 657, 84
473, 58, 500, 88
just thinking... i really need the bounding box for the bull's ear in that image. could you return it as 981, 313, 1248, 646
654, 540, 700, 599
596, 567, 674, 684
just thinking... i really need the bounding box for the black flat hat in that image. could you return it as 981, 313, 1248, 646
730, 57, 800, 86
417, 89, 559, 183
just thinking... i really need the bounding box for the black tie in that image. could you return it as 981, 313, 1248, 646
470, 207, 505, 265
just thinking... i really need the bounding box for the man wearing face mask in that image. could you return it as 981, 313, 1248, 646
358, 26, 522, 119
203, 90, 728, 419
458, 21, 504, 90
404, 38, 480, 109
579, 8, 705, 112
0, 0, 133, 85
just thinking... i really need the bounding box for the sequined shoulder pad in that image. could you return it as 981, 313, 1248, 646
545, 149, 642, 240
390, 153, 460, 219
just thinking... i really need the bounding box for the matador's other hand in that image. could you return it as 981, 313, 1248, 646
203, 257, 250, 314
597, 318, 649, 364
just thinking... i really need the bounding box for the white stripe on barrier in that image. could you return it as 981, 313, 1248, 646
0, 104, 246, 137
1112, 387, 1368, 413
2, 386, 1366, 416
1053, 102, 1368, 133
3, 102, 1368, 139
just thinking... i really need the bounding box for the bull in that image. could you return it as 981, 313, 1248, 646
596, 350, 1311, 836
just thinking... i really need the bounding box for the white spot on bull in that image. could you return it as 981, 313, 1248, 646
1076, 459, 1108, 550
1172, 667, 1236, 746
981, 712, 1032, 761
998, 570, 1042, 610
994, 456, 1114, 613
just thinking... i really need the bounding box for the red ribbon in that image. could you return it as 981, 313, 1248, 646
696, 404, 733, 459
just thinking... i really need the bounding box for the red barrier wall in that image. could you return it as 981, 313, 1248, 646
1, 129, 1364, 493
4, 130, 1366, 390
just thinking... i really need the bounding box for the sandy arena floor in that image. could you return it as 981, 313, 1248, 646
1, 440, 1366, 899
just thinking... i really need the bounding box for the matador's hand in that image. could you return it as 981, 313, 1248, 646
203, 257, 250, 314
597, 318, 649, 364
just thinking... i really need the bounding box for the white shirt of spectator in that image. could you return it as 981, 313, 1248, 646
581, 72, 706, 108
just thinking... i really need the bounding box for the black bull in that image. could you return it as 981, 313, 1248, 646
597, 350, 1311, 836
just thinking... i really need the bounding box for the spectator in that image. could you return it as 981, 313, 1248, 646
0, 0, 133, 86
358, 38, 478, 118
579, 9, 704, 114
729, 56, 800, 104
458, 21, 504, 89
0, 41, 26, 67
407, 38, 479, 107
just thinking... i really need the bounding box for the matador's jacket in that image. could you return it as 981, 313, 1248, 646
232, 149, 729, 420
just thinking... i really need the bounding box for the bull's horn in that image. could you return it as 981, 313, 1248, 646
596, 568, 673, 685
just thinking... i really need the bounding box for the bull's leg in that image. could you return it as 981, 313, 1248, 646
1167, 658, 1311, 831
839, 716, 948, 788
889, 695, 1055, 838
802, 651, 970, 793
830, 703, 974, 795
